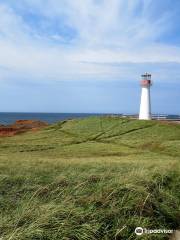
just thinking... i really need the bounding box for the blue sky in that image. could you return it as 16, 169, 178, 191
0, 0, 180, 114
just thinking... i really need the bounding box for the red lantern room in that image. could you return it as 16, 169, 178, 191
140, 73, 152, 87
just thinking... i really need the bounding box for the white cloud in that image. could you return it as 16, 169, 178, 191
0, 0, 180, 83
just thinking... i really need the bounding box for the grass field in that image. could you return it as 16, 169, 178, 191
0, 116, 179, 240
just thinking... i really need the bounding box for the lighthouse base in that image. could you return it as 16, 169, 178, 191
139, 115, 152, 120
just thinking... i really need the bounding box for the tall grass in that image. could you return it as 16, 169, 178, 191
0, 117, 179, 239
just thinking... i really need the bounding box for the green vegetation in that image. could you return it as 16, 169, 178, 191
0, 116, 179, 240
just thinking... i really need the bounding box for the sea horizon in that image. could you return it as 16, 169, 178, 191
0, 112, 179, 125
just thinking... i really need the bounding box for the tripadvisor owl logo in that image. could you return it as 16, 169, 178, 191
135, 227, 144, 236
135, 227, 174, 236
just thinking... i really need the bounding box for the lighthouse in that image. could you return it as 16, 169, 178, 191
139, 73, 152, 120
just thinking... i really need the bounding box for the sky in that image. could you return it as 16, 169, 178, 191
0, 0, 180, 114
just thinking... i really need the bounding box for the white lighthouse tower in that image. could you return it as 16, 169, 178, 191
139, 73, 152, 120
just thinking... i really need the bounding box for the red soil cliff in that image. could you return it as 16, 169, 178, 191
0, 120, 48, 137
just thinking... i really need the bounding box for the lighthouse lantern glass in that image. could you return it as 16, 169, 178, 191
140, 73, 152, 87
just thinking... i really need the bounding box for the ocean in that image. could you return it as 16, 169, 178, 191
0, 112, 179, 125
0, 112, 105, 125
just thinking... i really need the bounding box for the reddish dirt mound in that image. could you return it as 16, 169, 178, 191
12, 120, 48, 129
0, 127, 26, 136
0, 120, 48, 137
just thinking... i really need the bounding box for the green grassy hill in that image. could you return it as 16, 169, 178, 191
0, 116, 179, 240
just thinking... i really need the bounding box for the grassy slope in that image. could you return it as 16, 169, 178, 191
0, 116, 179, 240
